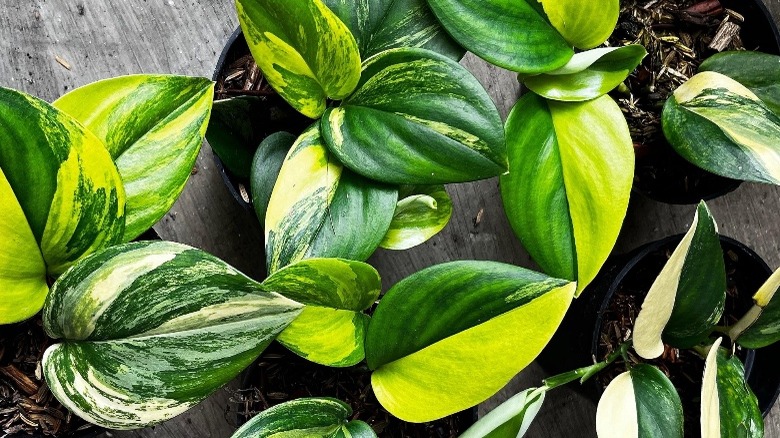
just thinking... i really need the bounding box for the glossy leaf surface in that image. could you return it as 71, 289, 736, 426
523, 45, 646, 102
42, 241, 301, 429
539, 0, 619, 49
322, 48, 507, 184
460, 387, 545, 438
663, 71, 780, 185
380, 185, 452, 250
500, 94, 632, 295
250, 131, 295, 226
426, 0, 572, 73
700, 51, 780, 114
54, 75, 213, 241
366, 261, 574, 422
236, 0, 361, 118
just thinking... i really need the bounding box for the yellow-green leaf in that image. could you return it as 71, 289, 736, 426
379, 185, 452, 250
540, 0, 619, 49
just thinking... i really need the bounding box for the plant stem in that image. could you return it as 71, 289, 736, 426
542, 341, 631, 390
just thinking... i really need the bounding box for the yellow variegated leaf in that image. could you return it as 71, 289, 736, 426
540, 0, 619, 49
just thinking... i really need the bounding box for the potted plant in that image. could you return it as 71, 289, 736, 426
0, 74, 213, 436
469, 201, 780, 437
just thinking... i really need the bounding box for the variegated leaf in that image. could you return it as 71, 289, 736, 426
380, 185, 452, 250
324, 0, 463, 60
500, 94, 632, 295
426, 0, 573, 73
53, 75, 213, 241
265, 125, 396, 273
701, 339, 763, 438
633, 202, 725, 359
366, 261, 575, 422
236, 0, 361, 118
0, 87, 125, 324
230, 398, 376, 438
42, 241, 302, 429
250, 132, 296, 226
322, 48, 507, 184
523, 45, 647, 102
731, 266, 780, 349
261, 258, 381, 367
596, 365, 683, 438
539, 0, 619, 49
663, 71, 780, 185
459, 387, 546, 438
700, 51, 780, 115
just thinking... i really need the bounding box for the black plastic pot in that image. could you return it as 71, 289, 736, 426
539, 234, 780, 417
631, 0, 780, 204
210, 27, 311, 211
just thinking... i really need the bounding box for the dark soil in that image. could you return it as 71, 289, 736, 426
231, 342, 475, 437
597, 240, 764, 437
610, 0, 746, 203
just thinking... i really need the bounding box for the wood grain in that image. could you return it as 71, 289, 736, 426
0, 1, 778, 437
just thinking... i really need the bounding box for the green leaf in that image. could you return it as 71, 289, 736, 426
230, 398, 376, 438
539, 0, 619, 49
523, 45, 647, 102
236, 0, 361, 118
500, 94, 633, 295
596, 365, 683, 438
379, 185, 452, 250
0, 87, 125, 279
459, 387, 546, 438
365, 261, 575, 422
53, 75, 213, 241
425, 0, 573, 73
663, 71, 780, 185
261, 258, 381, 367
42, 241, 302, 429
732, 266, 780, 349
265, 125, 397, 273
701, 339, 763, 438
250, 132, 296, 226
700, 51, 780, 115
633, 202, 725, 359
322, 48, 507, 184
323, 0, 464, 60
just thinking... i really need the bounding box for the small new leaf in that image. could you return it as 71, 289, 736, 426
380, 185, 453, 250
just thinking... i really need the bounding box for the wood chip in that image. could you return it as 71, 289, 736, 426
54, 55, 71, 70
709, 20, 741, 51
0, 365, 37, 396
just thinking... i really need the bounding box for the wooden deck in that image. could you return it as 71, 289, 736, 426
1, 1, 779, 436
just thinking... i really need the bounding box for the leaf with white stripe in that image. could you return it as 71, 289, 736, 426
380, 185, 452, 250
262, 258, 381, 367
322, 48, 507, 184
633, 202, 725, 359
596, 365, 683, 438
42, 241, 302, 429
701, 338, 763, 438
231, 398, 376, 438
523, 45, 647, 102
54, 75, 213, 241
236, 0, 361, 118
731, 266, 780, 348
324, 0, 463, 61
459, 387, 546, 438
663, 71, 780, 185
500, 94, 632, 295
265, 125, 396, 273
366, 261, 574, 422
700, 51, 780, 115
539, 0, 619, 49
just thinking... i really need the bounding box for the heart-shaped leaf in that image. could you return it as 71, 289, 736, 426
426, 0, 573, 73
460, 387, 546, 438
701, 338, 763, 438
0, 87, 125, 324
539, 0, 619, 50
42, 241, 302, 429
596, 365, 683, 438
261, 258, 381, 367
236, 0, 361, 118
53, 75, 213, 241
230, 398, 376, 438
700, 51, 780, 115
633, 202, 725, 359
523, 45, 647, 102
663, 71, 780, 185
379, 185, 452, 250
324, 0, 463, 61
366, 261, 575, 422
500, 94, 633, 295
250, 131, 296, 226
322, 48, 507, 184
265, 125, 397, 273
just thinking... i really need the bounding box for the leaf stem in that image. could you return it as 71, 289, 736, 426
542, 342, 631, 390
